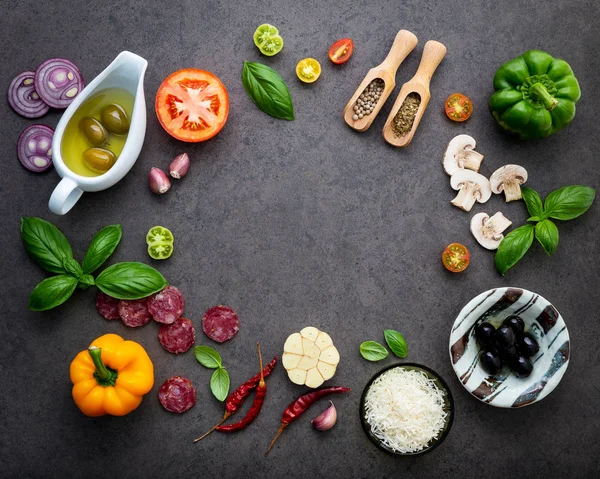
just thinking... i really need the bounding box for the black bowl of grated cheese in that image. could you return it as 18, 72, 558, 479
360, 363, 454, 456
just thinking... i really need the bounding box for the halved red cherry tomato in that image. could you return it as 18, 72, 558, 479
155, 69, 229, 143
442, 243, 470, 273
328, 38, 353, 64
445, 93, 473, 122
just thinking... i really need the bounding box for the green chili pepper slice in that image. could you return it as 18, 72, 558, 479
146, 226, 174, 260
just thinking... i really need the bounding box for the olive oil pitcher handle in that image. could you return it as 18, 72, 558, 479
49, 177, 83, 215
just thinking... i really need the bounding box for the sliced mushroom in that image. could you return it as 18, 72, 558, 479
443, 134, 485, 176
450, 170, 492, 212
470, 212, 512, 250
490, 165, 528, 202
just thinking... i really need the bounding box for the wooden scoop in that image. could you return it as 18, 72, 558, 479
382, 40, 447, 147
343, 30, 418, 132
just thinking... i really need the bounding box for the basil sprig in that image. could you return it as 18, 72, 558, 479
95, 262, 166, 299
495, 185, 595, 275
194, 346, 230, 402
359, 341, 389, 361
384, 330, 408, 358
242, 61, 294, 120
82, 225, 122, 274
21, 217, 74, 274
21, 217, 167, 311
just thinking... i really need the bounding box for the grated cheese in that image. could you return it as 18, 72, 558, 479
364, 367, 448, 453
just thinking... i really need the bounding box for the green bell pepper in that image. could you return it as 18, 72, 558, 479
489, 50, 580, 139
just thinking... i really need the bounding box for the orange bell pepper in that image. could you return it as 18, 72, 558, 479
70, 334, 154, 417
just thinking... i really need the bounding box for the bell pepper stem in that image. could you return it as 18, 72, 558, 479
529, 83, 558, 110
88, 346, 118, 386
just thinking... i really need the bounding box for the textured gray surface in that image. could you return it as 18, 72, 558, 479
1, 0, 599, 477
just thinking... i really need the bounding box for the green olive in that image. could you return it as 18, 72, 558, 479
83, 147, 117, 174
79, 116, 106, 146
101, 104, 130, 135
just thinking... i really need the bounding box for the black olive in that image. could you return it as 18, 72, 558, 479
494, 324, 516, 350
510, 355, 534, 378
503, 315, 525, 336
475, 322, 496, 348
517, 332, 540, 357
479, 350, 503, 375
498, 344, 519, 362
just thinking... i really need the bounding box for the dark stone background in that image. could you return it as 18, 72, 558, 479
1, 0, 598, 477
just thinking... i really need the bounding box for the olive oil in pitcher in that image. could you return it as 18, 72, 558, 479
61, 88, 133, 177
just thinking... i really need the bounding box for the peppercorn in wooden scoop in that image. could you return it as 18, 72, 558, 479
343, 29, 418, 132
382, 40, 447, 147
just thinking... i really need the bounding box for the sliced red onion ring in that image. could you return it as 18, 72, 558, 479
34, 58, 84, 109
17, 124, 54, 172
7, 71, 50, 118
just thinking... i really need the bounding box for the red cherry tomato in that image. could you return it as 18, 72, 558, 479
445, 93, 473, 122
155, 69, 229, 143
328, 38, 354, 64
442, 243, 470, 273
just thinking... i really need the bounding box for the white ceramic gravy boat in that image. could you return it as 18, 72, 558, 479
49, 51, 148, 215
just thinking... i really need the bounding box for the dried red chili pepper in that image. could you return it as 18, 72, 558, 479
265, 386, 351, 456
193, 354, 278, 442
216, 343, 267, 432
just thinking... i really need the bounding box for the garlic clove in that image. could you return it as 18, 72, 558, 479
149, 167, 171, 194
169, 153, 190, 179
311, 401, 337, 431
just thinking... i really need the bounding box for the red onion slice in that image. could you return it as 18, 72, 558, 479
7, 71, 50, 118
17, 124, 54, 172
34, 58, 84, 109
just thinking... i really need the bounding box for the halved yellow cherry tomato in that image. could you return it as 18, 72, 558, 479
296, 58, 321, 83
442, 243, 470, 273
328, 38, 353, 64
445, 93, 473, 122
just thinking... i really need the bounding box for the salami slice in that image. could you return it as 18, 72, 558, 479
147, 285, 184, 324
95, 291, 120, 320
158, 317, 195, 354
202, 305, 240, 343
118, 298, 152, 327
158, 376, 196, 413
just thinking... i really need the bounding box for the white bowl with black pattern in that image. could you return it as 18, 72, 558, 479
449, 287, 570, 408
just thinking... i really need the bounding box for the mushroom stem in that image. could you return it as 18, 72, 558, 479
460, 151, 484, 172
502, 182, 523, 202
451, 183, 480, 211
485, 212, 512, 238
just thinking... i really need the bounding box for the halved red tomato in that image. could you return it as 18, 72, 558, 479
442, 243, 470, 273
328, 38, 353, 64
155, 69, 229, 142
444, 93, 473, 122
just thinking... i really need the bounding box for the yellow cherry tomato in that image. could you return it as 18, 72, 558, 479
296, 58, 321, 84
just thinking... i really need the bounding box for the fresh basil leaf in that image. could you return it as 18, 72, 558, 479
242, 61, 294, 120
210, 367, 230, 402
384, 330, 408, 358
194, 346, 223, 369
21, 217, 73, 274
543, 185, 595, 220
77, 274, 95, 290
495, 224, 535, 275
82, 225, 122, 274
359, 341, 389, 361
28, 275, 78, 311
521, 187, 544, 218
95, 262, 167, 299
63, 258, 83, 278
535, 219, 559, 256
527, 216, 541, 222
